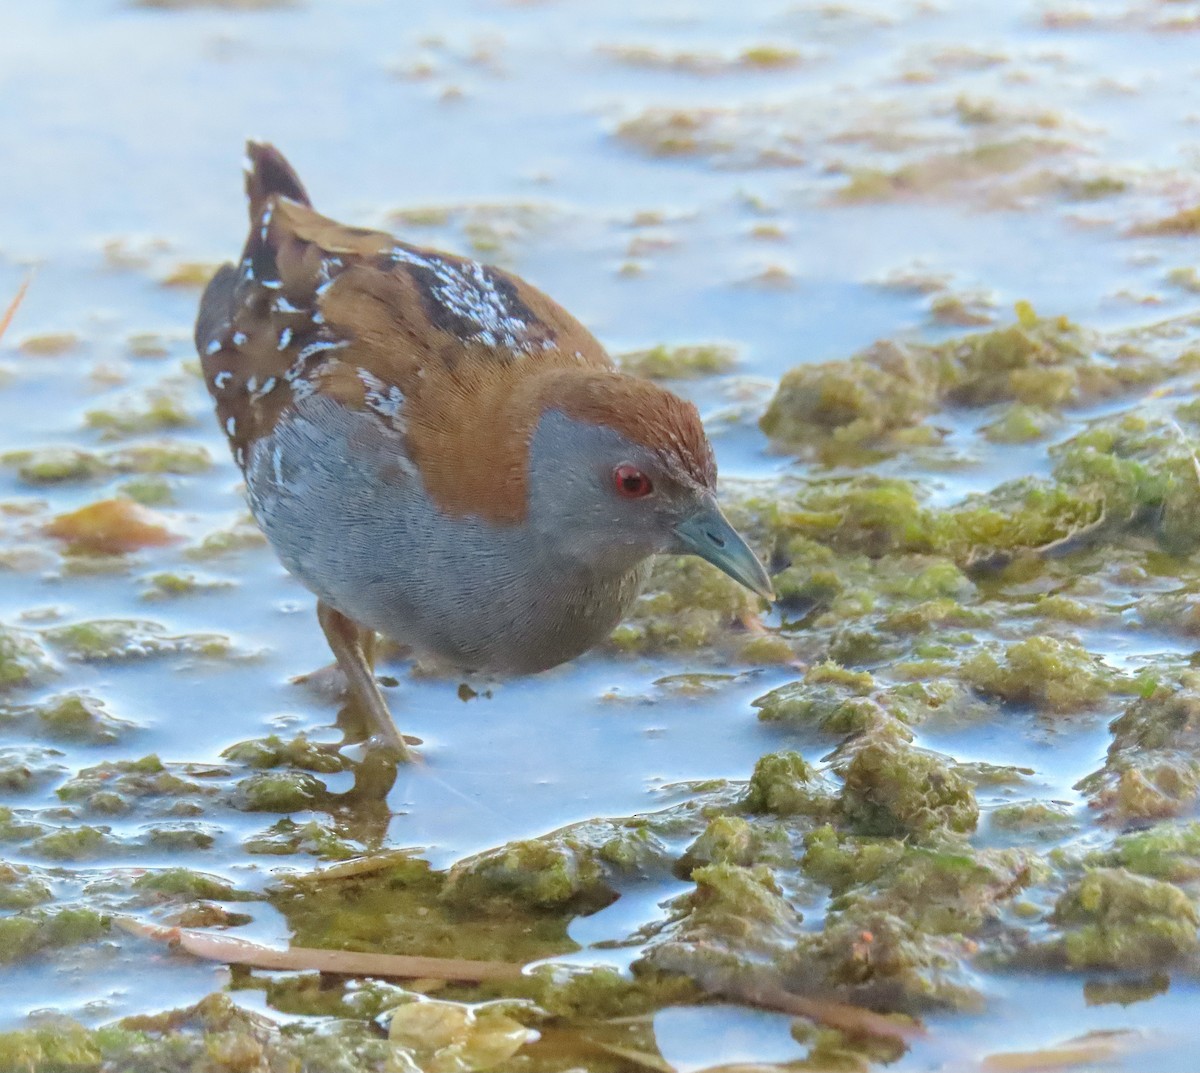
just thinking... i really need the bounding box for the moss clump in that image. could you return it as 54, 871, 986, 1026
232, 771, 326, 814
0, 627, 56, 692
1133, 204, 1200, 236
802, 825, 909, 894
617, 343, 737, 379
58, 755, 210, 815
838, 739, 979, 839
42, 619, 234, 662
0, 907, 108, 963
3, 994, 390, 1073
990, 800, 1074, 834
243, 817, 360, 861
745, 751, 833, 818
677, 815, 789, 872
659, 863, 800, 949
961, 637, 1115, 713
524, 964, 700, 1021
1047, 412, 1200, 556
1092, 822, 1200, 882
442, 834, 614, 913
786, 912, 982, 1012
30, 825, 115, 861
2, 443, 211, 485
1050, 868, 1199, 970
775, 479, 944, 557
22, 693, 134, 744
608, 554, 762, 656
0, 863, 53, 910
185, 517, 268, 559
0, 1021, 116, 1072
222, 734, 346, 774
753, 680, 865, 728
131, 868, 248, 903
761, 308, 1186, 464
1076, 688, 1200, 822
109, 442, 212, 475
17, 332, 79, 355
0, 806, 47, 844
139, 571, 233, 599
762, 309, 1096, 460
980, 404, 1057, 444
85, 387, 194, 438
0, 447, 110, 484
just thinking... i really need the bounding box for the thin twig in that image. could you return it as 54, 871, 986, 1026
116, 916, 526, 983
0, 275, 31, 343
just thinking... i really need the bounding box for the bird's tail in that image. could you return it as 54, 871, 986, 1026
245, 141, 311, 222
239, 141, 311, 284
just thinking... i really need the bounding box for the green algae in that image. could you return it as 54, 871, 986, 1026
232, 770, 327, 813
990, 800, 1075, 834
222, 733, 347, 774
0, 862, 52, 910
2, 442, 211, 484
30, 825, 116, 861
0, 626, 56, 692
677, 814, 790, 873
388, 996, 538, 1072
273, 852, 581, 965
616, 343, 737, 379
1090, 822, 1200, 884
42, 619, 235, 662
57, 755, 215, 814
0, 906, 109, 963
1076, 686, 1200, 822
759, 308, 1187, 463
608, 553, 761, 655
1048, 868, 1199, 971
837, 739, 979, 839
131, 868, 249, 903
444, 834, 616, 913
243, 816, 361, 860
139, 570, 234, 599
745, 751, 835, 818
980, 403, 1058, 444
0, 747, 65, 794
961, 637, 1116, 714
84, 386, 195, 439
4, 692, 135, 744
1133, 204, 1200, 236
185, 516, 268, 559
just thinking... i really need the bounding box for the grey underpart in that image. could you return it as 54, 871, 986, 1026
245, 394, 655, 675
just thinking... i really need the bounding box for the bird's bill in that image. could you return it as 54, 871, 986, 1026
673, 500, 774, 600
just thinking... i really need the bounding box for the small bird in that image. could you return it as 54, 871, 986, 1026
196, 143, 772, 760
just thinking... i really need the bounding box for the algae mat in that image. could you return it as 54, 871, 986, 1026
3, 0, 1200, 1070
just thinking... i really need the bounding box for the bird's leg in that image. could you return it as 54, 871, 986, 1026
316, 600, 413, 761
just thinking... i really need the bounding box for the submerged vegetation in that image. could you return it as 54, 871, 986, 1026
7, 0, 1200, 1067
5, 298, 1200, 1068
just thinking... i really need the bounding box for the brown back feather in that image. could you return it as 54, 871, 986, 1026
196, 143, 714, 522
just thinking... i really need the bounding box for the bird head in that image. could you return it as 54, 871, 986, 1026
522, 369, 773, 598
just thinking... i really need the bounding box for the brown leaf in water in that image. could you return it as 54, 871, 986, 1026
45, 499, 178, 555
981, 1029, 1147, 1072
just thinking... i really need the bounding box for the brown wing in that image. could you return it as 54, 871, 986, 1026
196, 142, 613, 476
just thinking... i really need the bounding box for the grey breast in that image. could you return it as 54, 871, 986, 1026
244, 394, 647, 674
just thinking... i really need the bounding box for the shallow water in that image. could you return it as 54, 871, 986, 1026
3, 0, 1200, 1069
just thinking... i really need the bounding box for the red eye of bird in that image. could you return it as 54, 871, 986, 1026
614, 464, 653, 499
